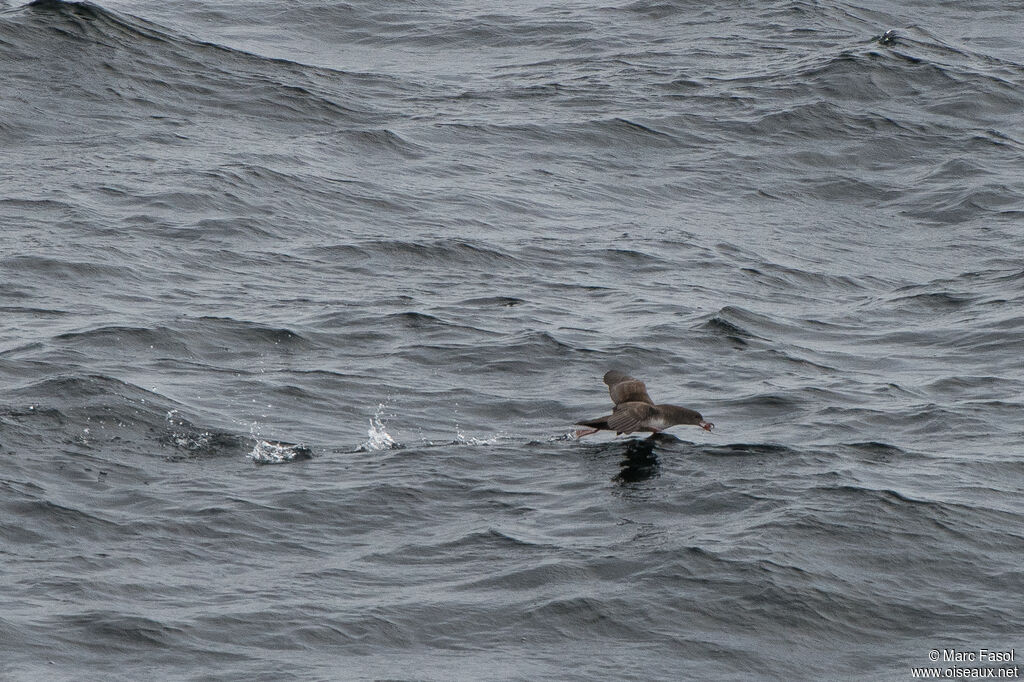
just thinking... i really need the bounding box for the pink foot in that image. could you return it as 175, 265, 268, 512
574, 428, 599, 438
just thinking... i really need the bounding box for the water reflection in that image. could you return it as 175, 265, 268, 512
613, 434, 680, 484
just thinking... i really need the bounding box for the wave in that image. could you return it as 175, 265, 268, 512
1, 0, 382, 139
0, 373, 261, 462
308, 238, 521, 270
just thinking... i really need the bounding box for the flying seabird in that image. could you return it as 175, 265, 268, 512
575, 370, 713, 437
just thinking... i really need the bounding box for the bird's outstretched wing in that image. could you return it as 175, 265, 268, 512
607, 402, 656, 433
603, 370, 654, 406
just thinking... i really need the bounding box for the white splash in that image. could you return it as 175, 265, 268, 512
165, 409, 214, 451
242, 420, 312, 464
357, 403, 399, 451
248, 420, 265, 441
454, 427, 506, 446
247, 439, 312, 465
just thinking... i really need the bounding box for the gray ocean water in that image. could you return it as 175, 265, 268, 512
1, 0, 1022, 679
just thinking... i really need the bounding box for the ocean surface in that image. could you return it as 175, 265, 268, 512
1, 0, 1022, 679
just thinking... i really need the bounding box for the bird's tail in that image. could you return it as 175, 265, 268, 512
574, 416, 610, 429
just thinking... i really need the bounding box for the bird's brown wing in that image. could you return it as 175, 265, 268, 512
606, 402, 656, 433
603, 370, 654, 406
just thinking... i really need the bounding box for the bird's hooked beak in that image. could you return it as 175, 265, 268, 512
700, 421, 714, 432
